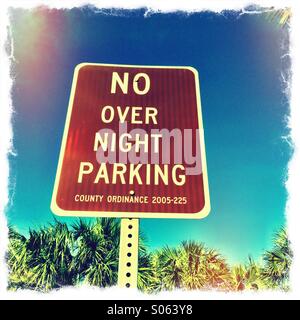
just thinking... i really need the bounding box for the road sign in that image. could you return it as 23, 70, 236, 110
51, 63, 210, 219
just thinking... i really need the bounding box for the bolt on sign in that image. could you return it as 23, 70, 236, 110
51, 63, 210, 219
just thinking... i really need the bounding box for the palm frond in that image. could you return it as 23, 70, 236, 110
266, 8, 291, 27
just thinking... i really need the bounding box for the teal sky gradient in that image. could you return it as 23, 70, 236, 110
7, 8, 290, 264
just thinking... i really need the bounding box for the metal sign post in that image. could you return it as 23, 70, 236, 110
118, 218, 139, 288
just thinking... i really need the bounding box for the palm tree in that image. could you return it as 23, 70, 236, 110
7, 227, 32, 290
201, 248, 232, 290
71, 218, 120, 287
180, 241, 207, 290
137, 232, 155, 292
150, 246, 183, 291
8, 218, 151, 291
145, 241, 232, 292
231, 256, 265, 291
7, 221, 74, 291
260, 228, 292, 290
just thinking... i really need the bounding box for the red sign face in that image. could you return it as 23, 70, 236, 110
51, 63, 210, 219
